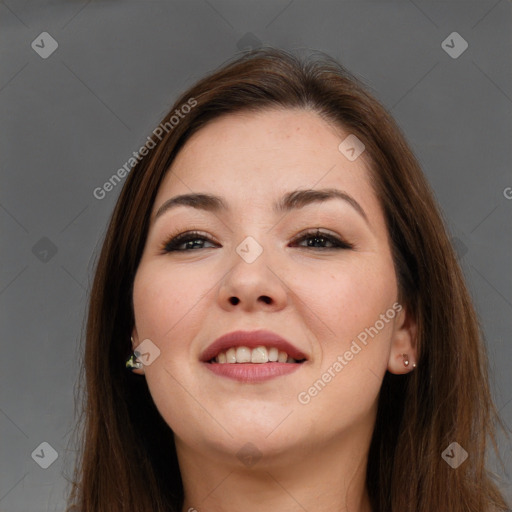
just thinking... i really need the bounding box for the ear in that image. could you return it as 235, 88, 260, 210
387, 303, 418, 375
129, 327, 145, 376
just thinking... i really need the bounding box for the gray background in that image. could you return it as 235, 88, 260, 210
1, 1, 511, 510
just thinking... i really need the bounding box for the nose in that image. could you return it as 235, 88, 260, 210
217, 242, 288, 312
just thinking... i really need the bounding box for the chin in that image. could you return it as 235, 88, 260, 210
201, 433, 303, 468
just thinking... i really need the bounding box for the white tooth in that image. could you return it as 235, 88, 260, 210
251, 346, 268, 363
277, 350, 288, 363
268, 347, 279, 362
286, 356, 296, 363
236, 346, 251, 363
217, 351, 227, 364
226, 347, 237, 364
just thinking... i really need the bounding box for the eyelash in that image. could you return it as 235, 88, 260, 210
161, 229, 354, 253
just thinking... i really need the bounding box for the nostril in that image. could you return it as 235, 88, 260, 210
229, 297, 240, 305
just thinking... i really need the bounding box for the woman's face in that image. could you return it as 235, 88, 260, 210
132, 108, 416, 464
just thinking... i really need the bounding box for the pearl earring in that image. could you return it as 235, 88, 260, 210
403, 353, 417, 369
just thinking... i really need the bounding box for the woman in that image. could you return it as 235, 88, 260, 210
67, 48, 509, 511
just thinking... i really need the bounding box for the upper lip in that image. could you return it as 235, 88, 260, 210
200, 329, 308, 362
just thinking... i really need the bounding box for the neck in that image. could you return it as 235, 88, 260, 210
177, 424, 374, 512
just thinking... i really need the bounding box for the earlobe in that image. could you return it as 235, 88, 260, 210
387, 305, 418, 375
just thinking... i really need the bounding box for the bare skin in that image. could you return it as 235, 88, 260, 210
131, 108, 417, 512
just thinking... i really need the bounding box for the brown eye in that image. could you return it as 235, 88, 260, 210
162, 231, 219, 252
291, 229, 353, 250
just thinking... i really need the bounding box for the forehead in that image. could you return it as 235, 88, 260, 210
153, 108, 376, 214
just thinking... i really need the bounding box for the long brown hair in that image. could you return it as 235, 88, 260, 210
67, 47, 509, 511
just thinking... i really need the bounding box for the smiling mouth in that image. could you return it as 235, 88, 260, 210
208, 346, 306, 364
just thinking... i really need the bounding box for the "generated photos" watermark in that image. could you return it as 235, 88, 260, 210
93, 97, 197, 200
298, 302, 402, 404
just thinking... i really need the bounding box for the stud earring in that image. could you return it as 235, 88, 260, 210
402, 353, 417, 369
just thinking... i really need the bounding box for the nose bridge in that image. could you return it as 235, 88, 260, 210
235, 234, 266, 265
218, 230, 287, 310
229, 209, 277, 266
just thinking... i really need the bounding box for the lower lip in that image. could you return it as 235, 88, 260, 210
203, 362, 302, 382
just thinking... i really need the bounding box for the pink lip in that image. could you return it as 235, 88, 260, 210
199, 329, 308, 363
200, 329, 307, 383
204, 362, 302, 383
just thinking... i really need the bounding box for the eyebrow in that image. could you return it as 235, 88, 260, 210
153, 188, 369, 225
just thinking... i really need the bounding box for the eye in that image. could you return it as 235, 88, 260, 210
291, 229, 353, 250
161, 231, 219, 253
160, 228, 353, 253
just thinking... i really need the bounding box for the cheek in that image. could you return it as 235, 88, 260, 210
287, 255, 398, 345
132, 262, 213, 338
132, 263, 213, 433
291, 264, 398, 429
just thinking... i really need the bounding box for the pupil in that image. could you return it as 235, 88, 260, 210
187, 240, 203, 249
308, 236, 326, 247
